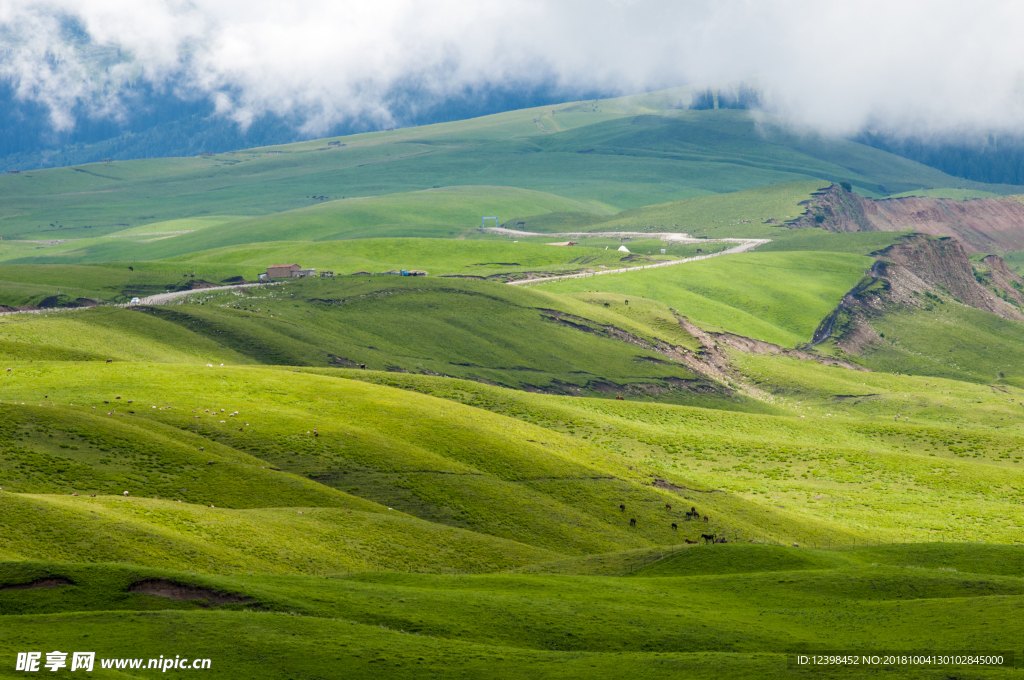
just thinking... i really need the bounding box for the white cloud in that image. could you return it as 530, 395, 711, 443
2, 0, 1024, 136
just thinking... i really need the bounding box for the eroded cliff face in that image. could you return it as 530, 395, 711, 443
820, 234, 1024, 357
789, 185, 1024, 253
875, 236, 1023, 320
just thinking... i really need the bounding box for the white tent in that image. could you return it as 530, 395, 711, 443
617, 245, 630, 253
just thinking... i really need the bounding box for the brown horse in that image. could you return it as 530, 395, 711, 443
630, 518, 637, 527
665, 503, 672, 511
684, 538, 698, 545
701, 533, 716, 544
703, 515, 709, 522
620, 503, 626, 511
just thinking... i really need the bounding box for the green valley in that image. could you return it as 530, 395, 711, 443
2, 91, 1023, 679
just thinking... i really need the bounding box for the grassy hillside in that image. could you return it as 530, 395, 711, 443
510, 180, 828, 239
156, 237, 683, 281
535, 251, 872, 346
0, 362, 743, 558
1, 278, 727, 399
0, 103, 1009, 242
0, 306, 252, 363
4, 89, 1024, 679
0, 494, 552, 574
7, 355, 1023, 560
758, 229, 911, 255
0, 263, 254, 307
0, 551, 1021, 678
341, 365, 1024, 545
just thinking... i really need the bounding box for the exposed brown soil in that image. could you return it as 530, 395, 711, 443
128, 579, 251, 605
672, 312, 865, 376
876, 235, 1023, 320
0, 577, 75, 590
788, 184, 1024, 253
832, 233, 1024, 357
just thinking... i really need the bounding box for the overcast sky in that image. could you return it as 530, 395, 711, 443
2, 0, 1023, 137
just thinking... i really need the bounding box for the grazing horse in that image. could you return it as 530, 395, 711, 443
701, 533, 716, 544
671, 523, 678, 530
702, 515, 709, 522
630, 517, 637, 527
665, 503, 672, 511
685, 507, 700, 520
620, 503, 626, 511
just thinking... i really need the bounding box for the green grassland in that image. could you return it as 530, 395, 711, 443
345, 367, 1024, 546
1, 278, 730, 399
0, 306, 252, 364
758, 229, 911, 255
3, 295, 1024, 675
155, 237, 667, 281
103, 216, 243, 236
4, 354, 1023, 563
512, 181, 829, 239
535, 251, 872, 346
0, 101, 1010, 242
0, 264, 252, 307
1, 549, 1023, 679
4, 89, 1024, 678
0, 362, 733, 558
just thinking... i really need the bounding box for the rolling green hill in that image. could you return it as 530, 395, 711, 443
1, 550, 1022, 679
4, 89, 1024, 679
0, 101, 1012, 243
1, 278, 722, 400
535, 251, 872, 346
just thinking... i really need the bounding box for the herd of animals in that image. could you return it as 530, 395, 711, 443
621, 503, 727, 544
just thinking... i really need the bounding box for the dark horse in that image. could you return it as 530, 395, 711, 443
619, 504, 626, 511
685, 506, 700, 520
671, 523, 678, 530
630, 517, 637, 527
701, 533, 716, 544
